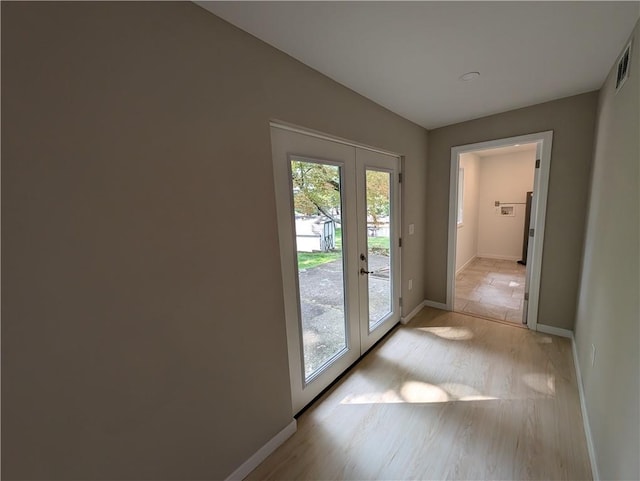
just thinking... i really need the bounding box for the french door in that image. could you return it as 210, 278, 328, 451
270, 125, 401, 413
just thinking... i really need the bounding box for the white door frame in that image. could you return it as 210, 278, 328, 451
447, 131, 553, 331
270, 122, 402, 413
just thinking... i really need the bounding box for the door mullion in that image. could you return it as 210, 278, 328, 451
342, 148, 362, 358
354, 150, 369, 356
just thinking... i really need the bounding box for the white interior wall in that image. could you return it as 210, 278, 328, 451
477, 150, 536, 260
455, 153, 480, 272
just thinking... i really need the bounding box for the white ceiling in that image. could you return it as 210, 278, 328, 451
198, 1, 640, 129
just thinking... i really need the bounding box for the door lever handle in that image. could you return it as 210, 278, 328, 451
360, 268, 373, 275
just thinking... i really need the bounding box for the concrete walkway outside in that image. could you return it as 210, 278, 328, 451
298, 254, 391, 377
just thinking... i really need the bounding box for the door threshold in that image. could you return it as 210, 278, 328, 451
452, 310, 528, 329
294, 321, 401, 418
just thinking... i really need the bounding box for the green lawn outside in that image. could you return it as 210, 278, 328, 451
297, 227, 390, 270
367, 235, 390, 250
297, 251, 341, 270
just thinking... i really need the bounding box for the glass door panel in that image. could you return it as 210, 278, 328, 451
290, 159, 347, 379
356, 148, 401, 353
365, 169, 392, 328
271, 125, 360, 414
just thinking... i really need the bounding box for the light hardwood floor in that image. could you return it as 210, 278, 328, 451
455, 257, 526, 324
246, 308, 592, 481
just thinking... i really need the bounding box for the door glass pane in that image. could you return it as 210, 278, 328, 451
365, 169, 392, 328
291, 159, 347, 380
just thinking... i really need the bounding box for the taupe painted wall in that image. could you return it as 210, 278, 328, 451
477, 150, 536, 260
1, 3, 427, 479
426, 92, 598, 329
574, 19, 639, 481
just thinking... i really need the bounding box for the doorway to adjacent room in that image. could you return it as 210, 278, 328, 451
448, 132, 553, 329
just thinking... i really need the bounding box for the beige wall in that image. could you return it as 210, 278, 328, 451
1, 3, 427, 480
477, 151, 535, 260
427, 92, 598, 329
455, 153, 480, 271
574, 19, 639, 481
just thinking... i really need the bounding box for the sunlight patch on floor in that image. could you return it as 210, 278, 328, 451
339, 372, 557, 405
401, 381, 450, 403
522, 372, 556, 396
340, 380, 499, 405
416, 326, 475, 340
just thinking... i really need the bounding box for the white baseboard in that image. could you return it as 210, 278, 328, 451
401, 301, 425, 324
571, 336, 600, 481
531, 325, 599, 479
535, 323, 573, 338
225, 419, 297, 481
455, 255, 477, 275
423, 299, 449, 310
476, 253, 521, 261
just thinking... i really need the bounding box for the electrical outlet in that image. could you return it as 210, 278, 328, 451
591, 344, 596, 367
408, 279, 413, 291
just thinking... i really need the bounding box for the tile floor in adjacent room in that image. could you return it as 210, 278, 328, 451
455, 257, 526, 324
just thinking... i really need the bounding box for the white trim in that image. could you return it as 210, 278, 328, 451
447, 151, 458, 311
535, 323, 573, 339
225, 419, 297, 481
532, 328, 598, 479
530, 329, 599, 480
457, 167, 465, 225
571, 336, 600, 481
401, 301, 425, 324
446, 131, 553, 332
270, 120, 401, 158
455, 255, 477, 275
423, 299, 449, 310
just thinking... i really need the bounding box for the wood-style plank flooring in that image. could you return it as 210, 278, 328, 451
246, 308, 592, 481
455, 258, 526, 324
